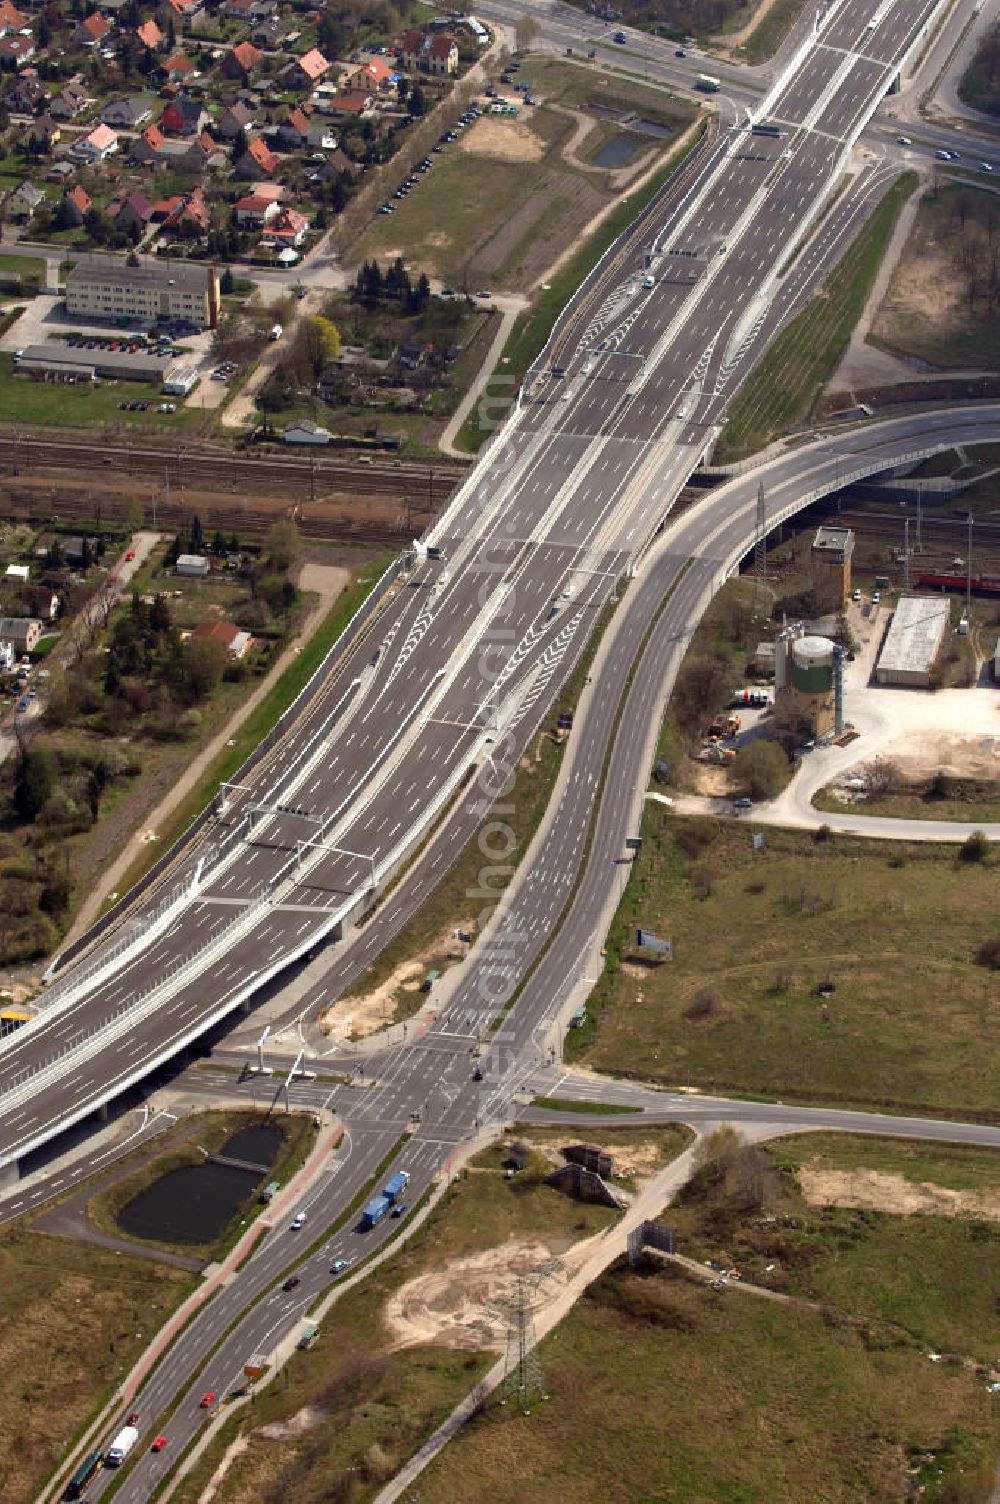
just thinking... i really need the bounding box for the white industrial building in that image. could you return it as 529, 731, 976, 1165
176, 554, 210, 578
876, 595, 950, 688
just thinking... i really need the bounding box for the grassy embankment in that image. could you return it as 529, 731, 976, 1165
716, 172, 918, 463
735, 0, 810, 63
958, 23, 1000, 116
870, 181, 1000, 370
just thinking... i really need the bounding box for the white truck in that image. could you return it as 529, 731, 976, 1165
270, 323, 283, 341
105, 1425, 139, 1467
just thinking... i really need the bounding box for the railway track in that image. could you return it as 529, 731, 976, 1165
0, 484, 429, 544
0, 432, 465, 504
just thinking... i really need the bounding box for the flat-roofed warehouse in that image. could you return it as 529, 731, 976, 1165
15, 344, 172, 383
876, 594, 950, 688
64, 253, 220, 329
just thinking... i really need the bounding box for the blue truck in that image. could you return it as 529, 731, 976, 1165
383, 1171, 410, 1204
360, 1171, 410, 1230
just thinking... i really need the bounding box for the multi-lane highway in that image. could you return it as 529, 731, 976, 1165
11, 0, 1000, 1492
0, 0, 955, 1187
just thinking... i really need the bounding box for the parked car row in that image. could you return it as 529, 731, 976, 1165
379, 105, 486, 214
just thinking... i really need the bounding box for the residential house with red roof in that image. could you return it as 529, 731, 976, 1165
223, 40, 262, 79
261, 206, 308, 247
191, 620, 252, 658
0, 32, 34, 63
113, 190, 154, 235
235, 192, 279, 228
159, 52, 194, 81
173, 184, 211, 233
151, 193, 183, 221
72, 122, 119, 161
0, 0, 27, 37
326, 89, 372, 115
130, 121, 166, 161
356, 55, 395, 91
136, 18, 163, 48
287, 46, 329, 89
160, 92, 206, 134
400, 29, 423, 69
233, 134, 279, 177
62, 184, 92, 226
427, 35, 458, 74
73, 11, 112, 47
276, 104, 311, 149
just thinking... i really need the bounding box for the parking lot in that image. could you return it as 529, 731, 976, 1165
0, 291, 216, 365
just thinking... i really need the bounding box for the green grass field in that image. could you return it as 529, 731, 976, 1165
568, 808, 1000, 1117
0, 1227, 189, 1504
813, 776, 1000, 825
0, 353, 205, 431
0, 252, 46, 282
716, 172, 918, 462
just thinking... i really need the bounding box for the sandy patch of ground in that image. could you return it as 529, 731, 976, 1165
689, 761, 733, 795
384, 1239, 563, 1351
460, 116, 546, 162
800, 1167, 1000, 1222
317, 917, 474, 1040
882, 730, 1000, 783
257, 1406, 327, 1441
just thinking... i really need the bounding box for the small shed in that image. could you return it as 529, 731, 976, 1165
5, 564, 29, 583
176, 553, 210, 578
283, 420, 331, 445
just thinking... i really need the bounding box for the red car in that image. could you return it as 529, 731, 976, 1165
127, 1412, 139, 1426
151, 1435, 167, 1452
125, 549, 136, 561
199, 1392, 217, 1408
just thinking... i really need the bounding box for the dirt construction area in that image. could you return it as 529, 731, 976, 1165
459, 116, 547, 163
800, 1167, 1000, 1222
384, 1240, 566, 1352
